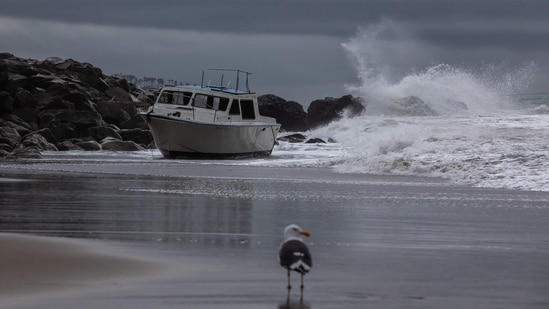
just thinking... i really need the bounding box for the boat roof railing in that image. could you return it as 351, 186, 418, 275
200, 69, 253, 94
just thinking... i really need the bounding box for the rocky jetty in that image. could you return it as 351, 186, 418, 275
0, 53, 154, 158
257, 94, 309, 132
258, 93, 365, 132
1, 53, 366, 158
307, 95, 365, 129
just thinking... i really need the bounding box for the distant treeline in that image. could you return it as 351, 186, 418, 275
113, 74, 182, 89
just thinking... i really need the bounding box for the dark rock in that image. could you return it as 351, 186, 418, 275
5, 146, 42, 159
74, 140, 100, 151
105, 87, 132, 101
119, 114, 148, 130
14, 88, 37, 108
0, 91, 14, 114
307, 95, 365, 129
118, 128, 153, 146
87, 126, 122, 142
31, 128, 58, 144
21, 133, 58, 151
305, 138, 326, 144
46, 82, 91, 109
76, 140, 101, 151
0, 148, 10, 157
0, 116, 33, 136
14, 106, 40, 125
258, 94, 308, 132
1, 56, 39, 77
390, 96, 438, 116
278, 133, 307, 143
0, 127, 21, 148
100, 137, 144, 151
0, 54, 155, 155
95, 101, 136, 126
57, 140, 85, 151
38, 96, 75, 111
46, 121, 77, 141
41, 110, 103, 135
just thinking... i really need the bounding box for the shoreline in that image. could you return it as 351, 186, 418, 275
0, 233, 162, 304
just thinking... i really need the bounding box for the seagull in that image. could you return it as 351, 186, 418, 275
278, 224, 312, 290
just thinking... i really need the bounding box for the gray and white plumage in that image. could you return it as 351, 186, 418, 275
278, 224, 312, 290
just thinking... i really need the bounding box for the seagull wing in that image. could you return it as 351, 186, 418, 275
279, 239, 312, 274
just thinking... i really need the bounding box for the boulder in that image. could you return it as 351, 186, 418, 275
0, 116, 33, 136
0, 91, 14, 114
21, 133, 58, 151
87, 126, 122, 142
118, 128, 153, 146
305, 138, 326, 144
95, 100, 137, 126
390, 96, 438, 116
76, 140, 101, 151
105, 87, 132, 101
100, 137, 145, 151
119, 114, 148, 130
0, 127, 21, 149
41, 110, 104, 135
5, 146, 42, 159
307, 95, 365, 129
31, 128, 57, 144
13, 88, 37, 108
57, 140, 85, 151
258, 94, 308, 132
14, 106, 40, 125
277, 133, 307, 143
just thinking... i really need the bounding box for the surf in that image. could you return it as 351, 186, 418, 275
309, 20, 549, 192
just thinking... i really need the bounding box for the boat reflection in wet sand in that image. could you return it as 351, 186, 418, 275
140, 69, 281, 159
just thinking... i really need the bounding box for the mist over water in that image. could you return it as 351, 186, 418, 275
341, 20, 536, 115
309, 20, 549, 192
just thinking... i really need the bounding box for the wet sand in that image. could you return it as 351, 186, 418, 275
0, 233, 161, 307
1, 156, 548, 308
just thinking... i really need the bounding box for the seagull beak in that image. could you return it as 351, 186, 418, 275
300, 231, 311, 237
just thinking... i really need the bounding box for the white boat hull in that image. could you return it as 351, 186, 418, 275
143, 115, 280, 158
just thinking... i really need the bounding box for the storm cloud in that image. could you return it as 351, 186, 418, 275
1, 0, 548, 103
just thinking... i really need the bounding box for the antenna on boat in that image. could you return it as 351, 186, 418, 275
201, 70, 205, 88
207, 69, 252, 93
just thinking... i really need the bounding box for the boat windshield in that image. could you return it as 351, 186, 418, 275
193, 94, 230, 111
158, 90, 192, 105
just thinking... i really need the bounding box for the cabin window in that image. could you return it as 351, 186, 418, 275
193, 94, 208, 108
176, 92, 192, 105
217, 97, 229, 111
229, 99, 240, 115
158, 91, 175, 104
157, 90, 192, 105
240, 100, 255, 119
193, 94, 230, 111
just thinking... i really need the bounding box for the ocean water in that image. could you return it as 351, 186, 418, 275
269, 22, 549, 193
32, 87, 549, 192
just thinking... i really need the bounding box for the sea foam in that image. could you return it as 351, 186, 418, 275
308, 20, 549, 192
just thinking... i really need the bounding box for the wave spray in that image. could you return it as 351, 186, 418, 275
311, 20, 549, 191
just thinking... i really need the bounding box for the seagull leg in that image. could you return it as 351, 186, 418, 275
300, 273, 304, 290
287, 269, 292, 290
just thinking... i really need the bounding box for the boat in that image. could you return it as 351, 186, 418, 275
140, 69, 281, 158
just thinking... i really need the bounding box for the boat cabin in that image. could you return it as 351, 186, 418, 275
155, 85, 260, 121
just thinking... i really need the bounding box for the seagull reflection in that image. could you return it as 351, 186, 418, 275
278, 297, 311, 309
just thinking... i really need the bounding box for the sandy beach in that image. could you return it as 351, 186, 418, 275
1, 156, 548, 308
0, 233, 161, 307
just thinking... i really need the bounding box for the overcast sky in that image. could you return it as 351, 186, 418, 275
1, 0, 548, 104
